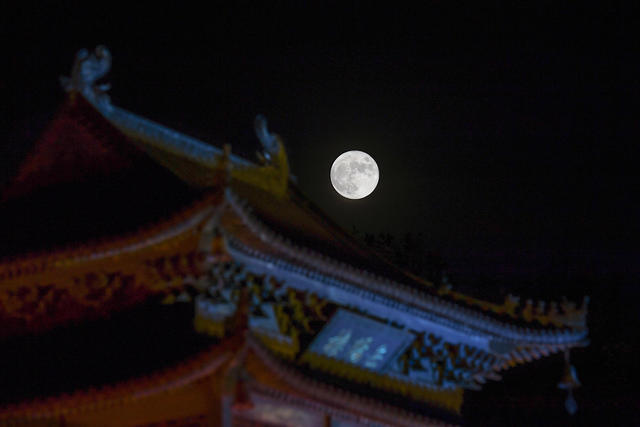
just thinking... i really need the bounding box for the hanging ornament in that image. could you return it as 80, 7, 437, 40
557, 349, 581, 415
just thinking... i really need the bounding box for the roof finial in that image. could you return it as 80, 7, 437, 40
254, 114, 279, 163
60, 45, 112, 104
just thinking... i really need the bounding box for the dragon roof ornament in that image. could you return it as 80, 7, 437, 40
254, 115, 279, 163
60, 45, 112, 105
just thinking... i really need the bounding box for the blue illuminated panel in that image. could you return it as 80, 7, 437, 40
306, 309, 414, 372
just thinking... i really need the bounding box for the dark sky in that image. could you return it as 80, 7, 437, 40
3, 3, 635, 284
3, 4, 639, 422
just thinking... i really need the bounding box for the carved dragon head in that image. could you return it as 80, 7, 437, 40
60, 45, 112, 103
254, 114, 281, 164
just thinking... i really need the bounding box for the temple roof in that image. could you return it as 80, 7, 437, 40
0, 46, 589, 342
0, 46, 590, 422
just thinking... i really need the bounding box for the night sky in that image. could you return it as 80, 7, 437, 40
5, 4, 635, 284
3, 3, 638, 423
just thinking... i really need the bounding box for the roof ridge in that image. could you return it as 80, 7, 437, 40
99, 103, 252, 168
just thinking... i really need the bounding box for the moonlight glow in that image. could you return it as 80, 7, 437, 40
330, 151, 379, 199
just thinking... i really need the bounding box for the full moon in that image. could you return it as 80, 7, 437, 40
330, 151, 379, 199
